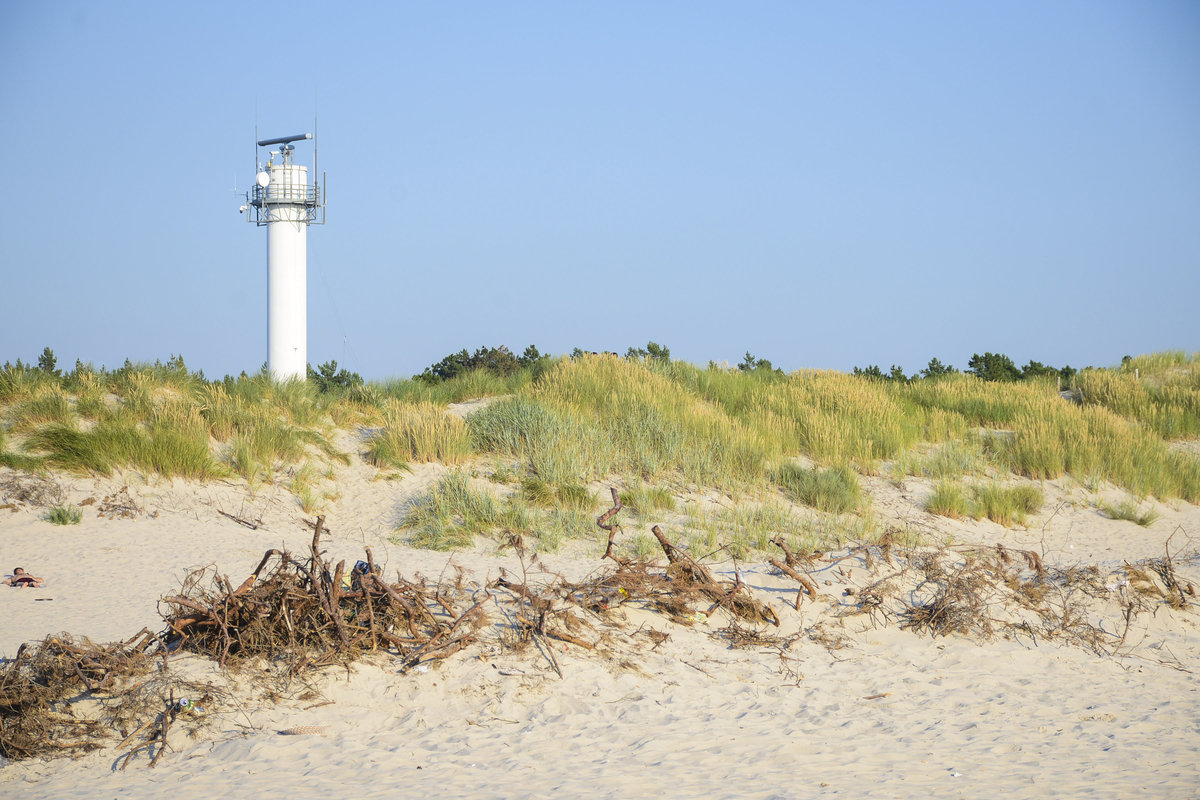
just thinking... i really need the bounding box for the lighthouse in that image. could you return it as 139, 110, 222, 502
243, 132, 325, 381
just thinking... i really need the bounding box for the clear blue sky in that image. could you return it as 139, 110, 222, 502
2, 1, 1197, 380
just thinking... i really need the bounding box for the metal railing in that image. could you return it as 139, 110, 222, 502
251, 181, 320, 206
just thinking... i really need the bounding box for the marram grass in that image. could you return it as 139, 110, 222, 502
519, 476, 596, 512
1075, 358, 1200, 439
925, 481, 971, 519
618, 483, 677, 515
396, 470, 502, 550
925, 481, 1044, 528
23, 419, 223, 480
1099, 500, 1160, 528
367, 401, 471, 468
44, 504, 83, 525
4, 350, 1200, 540
971, 483, 1044, 527
468, 357, 770, 488
7, 386, 73, 433
772, 463, 862, 513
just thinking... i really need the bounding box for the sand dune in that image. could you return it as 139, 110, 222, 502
1, 462, 1198, 799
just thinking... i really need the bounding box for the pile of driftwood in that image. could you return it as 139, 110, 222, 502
830, 536, 1196, 655
3, 495, 1195, 765
474, 490, 782, 676
1, 517, 494, 763
0, 630, 160, 760
0, 496, 789, 762
579, 489, 778, 625
0, 470, 67, 509
161, 517, 489, 672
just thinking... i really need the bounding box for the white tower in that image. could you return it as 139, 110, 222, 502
243, 132, 325, 381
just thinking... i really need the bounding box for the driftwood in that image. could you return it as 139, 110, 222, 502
769, 558, 819, 608
584, 495, 778, 626
7, 495, 1195, 766
769, 535, 821, 606
217, 509, 258, 529
160, 515, 486, 672
0, 631, 162, 761
597, 487, 626, 564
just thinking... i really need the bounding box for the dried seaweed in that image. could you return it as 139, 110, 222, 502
0, 471, 67, 507
97, 486, 142, 519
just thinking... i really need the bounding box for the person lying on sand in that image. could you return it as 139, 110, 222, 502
3, 568, 45, 588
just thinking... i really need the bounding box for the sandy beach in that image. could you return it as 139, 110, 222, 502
2, 446, 1198, 800
5, 0, 1197, 794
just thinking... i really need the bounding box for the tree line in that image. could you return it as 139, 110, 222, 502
853, 352, 1077, 384
3, 344, 1087, 391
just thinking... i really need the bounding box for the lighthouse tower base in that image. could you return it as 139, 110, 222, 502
266, 210, 307, 381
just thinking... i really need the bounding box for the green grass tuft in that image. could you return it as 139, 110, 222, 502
518, 476, 595, 510
1099, 500, 1160, 527
44, 504, 83, 525
619, 484, 677, 515
397, 470, 501, 550
535, 508, 594, 552
972, 483, 1044, 527
366, 402, 471, 468
772, 463, 862, 513
925, 481, 971, 518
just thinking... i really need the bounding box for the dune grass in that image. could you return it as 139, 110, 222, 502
23, 417, 223, 480
0, 364, 59, 405
685, 501, 809, 558
772, 463, 862, 513
44, 504, 83, 525
534, 508, 595, 552
467, 357, 771, 488
926, 481, 972, 519
366, 401, 471, 468
3, 350, 1200, 552
69, 370, 108, 419
1074, 353, 1200, 439
372, 361, 549, 406
1099, 499, 1160, 527
7, 387, 74, 433
679, 500, 881, 559
11, 370, 343, 483
518, 476, 596, 511
971, 483, 1044, 527
904, 374, 1200, 501
619, 483, 677, 515
925, 481, 1043, 527
227, 419, 322, 484
673, 363, 968, 470
0, 426, 39, 470
914, 439, 988, 480
290, 462, 324, 514
397, 470, 503, 550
